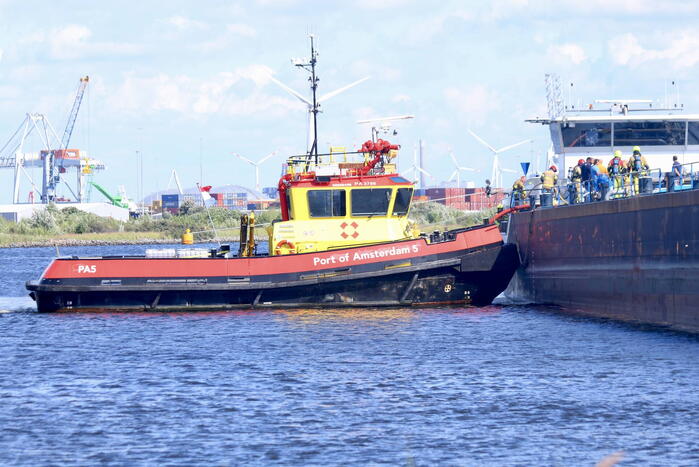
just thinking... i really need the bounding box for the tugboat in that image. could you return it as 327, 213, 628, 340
26, 37, 519, 312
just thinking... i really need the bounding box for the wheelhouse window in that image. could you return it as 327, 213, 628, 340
561, 122, 612, 147
285, 191, 294, 220
351, 188, 391, 216
614, 120, 686, 146
687, 122, 699, 145
392, 188, 413, 216
307, 190, 346, 217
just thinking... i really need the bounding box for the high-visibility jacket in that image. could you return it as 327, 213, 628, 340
541, 170, 557, 189
628, 154, 648, 172
608, 157, 622, 174
570, 165, 582, 181
512, 180, 526, 198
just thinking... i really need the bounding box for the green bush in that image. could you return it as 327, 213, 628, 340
409, 201, 494, 228
0, 204, 282, 241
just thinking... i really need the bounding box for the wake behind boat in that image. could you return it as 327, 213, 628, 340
26, 37, 519, 312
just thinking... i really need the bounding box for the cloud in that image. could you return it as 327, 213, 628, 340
46, 25, 143, 60
255, 0, 297, 5
350, 59, 400, 82
0, 85, 21, 99
198, 23, 257, 51
226, 23, 256, 37
355, 0, 414, 8
165, 16, 207, 30
443, 85, 501, 124
548, 43, 588, 64
0, 48, 3, 62
609, 32, 699, 69
392, 94, 411, 103
558, 0, 699, 14
107, 65, 298, 117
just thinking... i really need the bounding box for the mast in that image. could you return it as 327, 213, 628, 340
309, 36, 319, 163
294, 35, 320, 164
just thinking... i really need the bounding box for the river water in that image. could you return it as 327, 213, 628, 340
1, 244, 698, 466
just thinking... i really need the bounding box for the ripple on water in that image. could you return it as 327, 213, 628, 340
1, 246, 699, 465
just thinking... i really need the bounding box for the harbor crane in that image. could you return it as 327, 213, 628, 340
44, 75, 90, 202
0, 76, 104, 204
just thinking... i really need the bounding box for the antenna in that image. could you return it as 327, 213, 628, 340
268, 37, 369, 159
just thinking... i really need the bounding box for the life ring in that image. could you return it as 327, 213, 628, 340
274, 240, 297, 255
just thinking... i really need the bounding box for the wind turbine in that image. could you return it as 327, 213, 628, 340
234, 151, 277, 193
468, 129, 531, 188
402, 143, 434, 188
268, 74, 370, 153
448, 151, 477, 188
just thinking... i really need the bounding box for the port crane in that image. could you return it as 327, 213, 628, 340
44, 75, 90, 202
0, 76, 104, 204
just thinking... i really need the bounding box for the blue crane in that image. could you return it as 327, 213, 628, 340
44, 76, 89, 202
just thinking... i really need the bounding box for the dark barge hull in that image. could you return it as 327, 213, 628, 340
27, 226, 519, 312
506, 188, 699, 332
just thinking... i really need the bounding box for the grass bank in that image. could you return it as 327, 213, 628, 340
0, 201, 495, 248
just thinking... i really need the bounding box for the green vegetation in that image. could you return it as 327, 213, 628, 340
0, 204, 283, 247
409, 201, 496, 229
0, 201, 493, 247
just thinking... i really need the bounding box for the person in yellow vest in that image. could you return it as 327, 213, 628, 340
628, 146, 649, 194
608, 150, 624, 198
541, 166, 558, 192
541, 165, 558, 205
512, 176, 527, 206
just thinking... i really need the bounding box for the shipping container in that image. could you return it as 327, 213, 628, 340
161, 194, 180, 208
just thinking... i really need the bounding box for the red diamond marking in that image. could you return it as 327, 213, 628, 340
341, 232, 349, 239
352, 232, 359, 238
340, 222, 348, 229
351, 222, 358, 229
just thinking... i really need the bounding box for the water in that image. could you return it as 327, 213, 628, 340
1, 245, 698, 465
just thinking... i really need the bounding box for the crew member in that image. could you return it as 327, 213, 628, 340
596, 159, 610, 201
670, 155, 683, 192
628, 146, 649, 194
590, 159, 600, 200
608, 150, 624, 198
581, 157, 593, 201
512, 176, 527, 206
541, 165, 558, 194
570, 159, 583, 203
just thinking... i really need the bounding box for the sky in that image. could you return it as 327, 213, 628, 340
2, 0, 699, 203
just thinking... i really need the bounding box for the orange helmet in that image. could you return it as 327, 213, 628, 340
578, 159, 584, 165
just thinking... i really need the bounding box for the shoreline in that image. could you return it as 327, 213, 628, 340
0, 232, 246, 249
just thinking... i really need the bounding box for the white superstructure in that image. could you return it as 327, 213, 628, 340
528, 76, 699, 176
